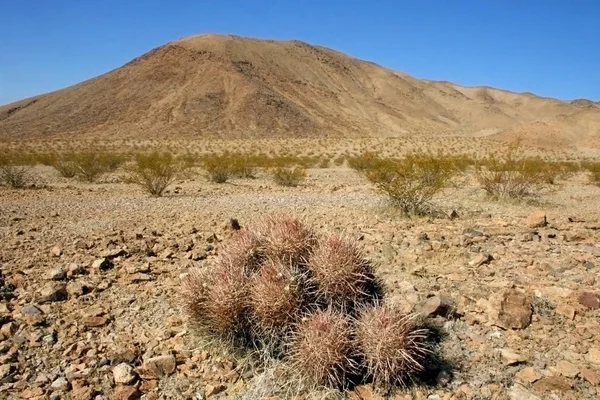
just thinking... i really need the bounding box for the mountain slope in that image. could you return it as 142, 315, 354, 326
1, 34, 599, 149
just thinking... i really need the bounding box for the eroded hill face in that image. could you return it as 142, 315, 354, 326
1, 34, 599, 150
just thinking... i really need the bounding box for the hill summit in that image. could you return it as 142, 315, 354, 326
1, 34, 599, 149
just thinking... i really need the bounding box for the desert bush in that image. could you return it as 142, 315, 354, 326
0, 153, 35, 188
363, 154, 457, 216
68, 151, 126, 182
583, 161, 600, 186
201, 154, 232, 183
125, 152, 184, 196
288, 309, 357, 389
333, 155, 346, 166
307, 236, 377, 310
355, 306, 430, 390
347, 151, 381, 172
475, 154, 549, 199
271, 166, 307, 187
227, 153, 257, 178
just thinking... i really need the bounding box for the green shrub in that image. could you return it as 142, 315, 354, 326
363, 154, 457, 216
125, 152, 184, 196
271, 166, 307, 187
68, 151, 127, 182
584, 162, 600, 186
201, 154, 232, 183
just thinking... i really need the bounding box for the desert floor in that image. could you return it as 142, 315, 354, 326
1, 140, 600, 400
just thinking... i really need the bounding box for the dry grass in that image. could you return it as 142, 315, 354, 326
288, 308, 358, 389
355, 306, 430, 390
0, 151, 36, 188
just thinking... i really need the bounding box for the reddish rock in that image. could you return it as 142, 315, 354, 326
527, 211, 547, 228
577, 292, 600, 310
114, 385, 141, 400
498, 289, 532, 329
82, 315, 110, 328
532, 376, 573, 393
136, 355, 176, 379
580, 368, 600, 386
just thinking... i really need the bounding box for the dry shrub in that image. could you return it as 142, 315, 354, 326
271, 166, 307, 187
68, 151, 126, 182
125, 151, 185, 196
583, 161, 600, 186
475, 155, 547, 199
0, 152, 35, 188
288, 309, 357, 389
307, 236, 376, 310
201, 154, 231, 183
248, 260, 306, 349
355, 306, 430, 390
254, 215, 317, 266
182, 261, 249, 347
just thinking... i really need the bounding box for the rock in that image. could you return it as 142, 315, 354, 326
113, 363, 136, 385
46, 267, 66, 281
114, 385, 141, 400
100, 248, 128, 260
469, 253, 492, 267
499, 348, 527, 365
463, 228, 483, 237
498, 289, 532, 329
204, 383, 226, 397
51, 246, 62, 257
420, 295, 455, 318
532, 376, 573, 393
136, 355, 176, 379
577, 292, 600, 309
50, 377, 70, 390
125, 263, 150, 274
580, 368, 600, 385
92, 258, 112, 271
66, 263, 85, 277
82, 315, 109, 328
588, 347, 600, 364
37, 283, 68, 303
0, 363, 14, 379
139, 379, 158, 393
584, 261, 595, 270
527, 211, 547, 228
20, 304, 45, 325
19, 388, 44, 399
71, 380, 95, 400
352, 384, 385, 400
553, 360, 579, 378
555, 304, 575, 320
449, 210, 459, 219
515, 367, 542, 383
508, 384, 541, 400
229, 218, 241, 231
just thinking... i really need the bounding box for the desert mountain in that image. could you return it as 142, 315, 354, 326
1, 34, 599, 149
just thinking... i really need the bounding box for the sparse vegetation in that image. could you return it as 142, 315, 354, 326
0, 152, 35, 188
353, 153, 458, 216
124, 151, 185, 196
271, 166, 307, 187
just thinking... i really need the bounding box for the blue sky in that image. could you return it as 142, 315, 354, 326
1, 0, 599, 105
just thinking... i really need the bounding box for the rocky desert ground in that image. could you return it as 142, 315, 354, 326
1, 139, 599, 400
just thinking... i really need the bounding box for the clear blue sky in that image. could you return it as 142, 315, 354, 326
1, 0, 599, 105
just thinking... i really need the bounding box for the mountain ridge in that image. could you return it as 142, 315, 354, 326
1, 34, 599, 150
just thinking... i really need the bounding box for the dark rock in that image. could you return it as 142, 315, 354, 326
577, 292, 600, 310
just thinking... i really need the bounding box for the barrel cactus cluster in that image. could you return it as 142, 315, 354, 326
182, 215, 432, 391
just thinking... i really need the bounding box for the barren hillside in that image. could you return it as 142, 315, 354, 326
1, 34, 599, 150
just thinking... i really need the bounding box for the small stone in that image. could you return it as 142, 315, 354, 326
353, 384, 385, 400
20, 304, 45, 325
139, 379, 158, 393
449, 210, 459, 219
499, 348, 527, 365
580, 368, 600, 385
51, 377, 70, 390
498, 289, 532, 329
82, 316, 109, 328
584, 261, 595, 270
469, 253, 492, 267
532, 376, 572, 393
515, 367, 542, 383
51, 246, 62, 257
553, 360, 579, 378
46, 268, 66, 281
508, 384, 541, 400
92, 258, 112, 271
588, 347, 600, 364
37, 283, 68, 303
229, 218, 241, 231
555, 304, 575, 320
136, 355, 176, 379
19, 388, 44, 399
463, 228, 483, 237
527, 211, 547, 228
0, 363, 14, 379
113, 363, 136, 385
204, 383, 226, 397
577, 292, 600, 309
114, 385, 141, 400
420, 295, 455, 318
